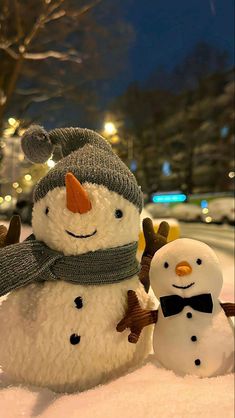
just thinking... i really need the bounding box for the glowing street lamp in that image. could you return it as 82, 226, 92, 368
4, 117, 20, 138
24, 174, 32, 181
5, 195, 12, 202
104, 122, 117, 136
8, 118, 17, 126
47, 159, 56, 168
7, 117, 19, 129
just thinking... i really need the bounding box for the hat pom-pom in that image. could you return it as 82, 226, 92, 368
21, 125, 54, 163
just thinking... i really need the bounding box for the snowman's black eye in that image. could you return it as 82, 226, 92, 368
196, 258, 202, 265
164, 262, 169, 269
115, 209, 123, 219
45, 207, 49, 215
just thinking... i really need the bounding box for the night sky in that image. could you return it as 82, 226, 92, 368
23, 0, 234, 128
106, 0, 234, 99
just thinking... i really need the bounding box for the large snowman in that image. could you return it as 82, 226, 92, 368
118, 237, 234, 377
0, 126, 153, 392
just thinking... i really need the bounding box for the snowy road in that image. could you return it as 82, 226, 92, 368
180, 222, 234, 256
180, 222, 234, 302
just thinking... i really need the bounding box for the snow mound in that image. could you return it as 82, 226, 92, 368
0, 361, 234, 418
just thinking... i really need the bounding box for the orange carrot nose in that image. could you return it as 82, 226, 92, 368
65, 173, 92, 214
175, 261, 192, 277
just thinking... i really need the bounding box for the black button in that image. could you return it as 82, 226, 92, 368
191, 335, 197, 342
195, 359, 201, 366
187, 312, 192, 318
74, 296, 83, 309
70, 334, 81, 345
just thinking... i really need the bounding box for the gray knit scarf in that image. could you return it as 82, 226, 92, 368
0, 235, 140, 297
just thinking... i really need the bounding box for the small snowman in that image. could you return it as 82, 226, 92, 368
118, 229, 234, 377
0, 126, 155, 393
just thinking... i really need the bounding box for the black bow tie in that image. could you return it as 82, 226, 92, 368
160, 293, 213, 317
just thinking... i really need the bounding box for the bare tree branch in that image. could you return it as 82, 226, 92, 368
44, 9, 66, 23
0, 0, 129, 135
0, 37, 19, 49
23, 0, 65, 47
24, 50, 82, 63
0, 55, 24, 124
14, 0, 24, 40
0, 46, 19, 59
67, 0, 103, 18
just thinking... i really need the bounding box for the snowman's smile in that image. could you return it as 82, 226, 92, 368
65, 229, 97, 239
172, 282, 195, 289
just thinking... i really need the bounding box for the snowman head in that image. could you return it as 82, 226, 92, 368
32, 173, 140, 255
22, 126, 143, 255
150, 238, 223, 300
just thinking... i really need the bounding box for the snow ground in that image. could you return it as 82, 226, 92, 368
0, 222, 234, 417
0, 362, 234, 418
217, 250, 234, 303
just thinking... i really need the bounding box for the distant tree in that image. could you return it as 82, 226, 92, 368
144, 65, 173, 91
145, 70, 234, 195
0, 0, 133, 132
112, 67, 233, 195
145, 42, 229, 93
110, 83, 175, 190
171, 42, 228, 92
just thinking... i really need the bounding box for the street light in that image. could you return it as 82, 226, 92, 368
24, 174, 32, 181
8, 118, 17, 126
104, 122, 117, 136
47, 159, 56, 168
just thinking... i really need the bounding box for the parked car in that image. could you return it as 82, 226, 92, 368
202, 198, 235, 225
145, 203, 172, 219
170, 203, 202, 222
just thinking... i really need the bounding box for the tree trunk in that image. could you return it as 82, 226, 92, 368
0, 56, 24, 135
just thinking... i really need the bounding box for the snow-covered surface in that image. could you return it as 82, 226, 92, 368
0, 361, 234, 418
0, 222, 234, 417
217, 250, 234, 303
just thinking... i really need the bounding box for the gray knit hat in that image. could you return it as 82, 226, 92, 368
21, 126, 143, 212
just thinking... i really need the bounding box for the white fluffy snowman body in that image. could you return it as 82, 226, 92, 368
0, 183, 153, 392
150, 238, 234, 377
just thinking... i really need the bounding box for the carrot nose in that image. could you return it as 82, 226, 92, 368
175, 261, 192, 277
65, 173, 92, 214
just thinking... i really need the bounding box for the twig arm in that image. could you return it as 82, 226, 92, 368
139, 219, 170, 292
116, 290, 158, 343
221, 302, 235, 317
0, 215, 21, 247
